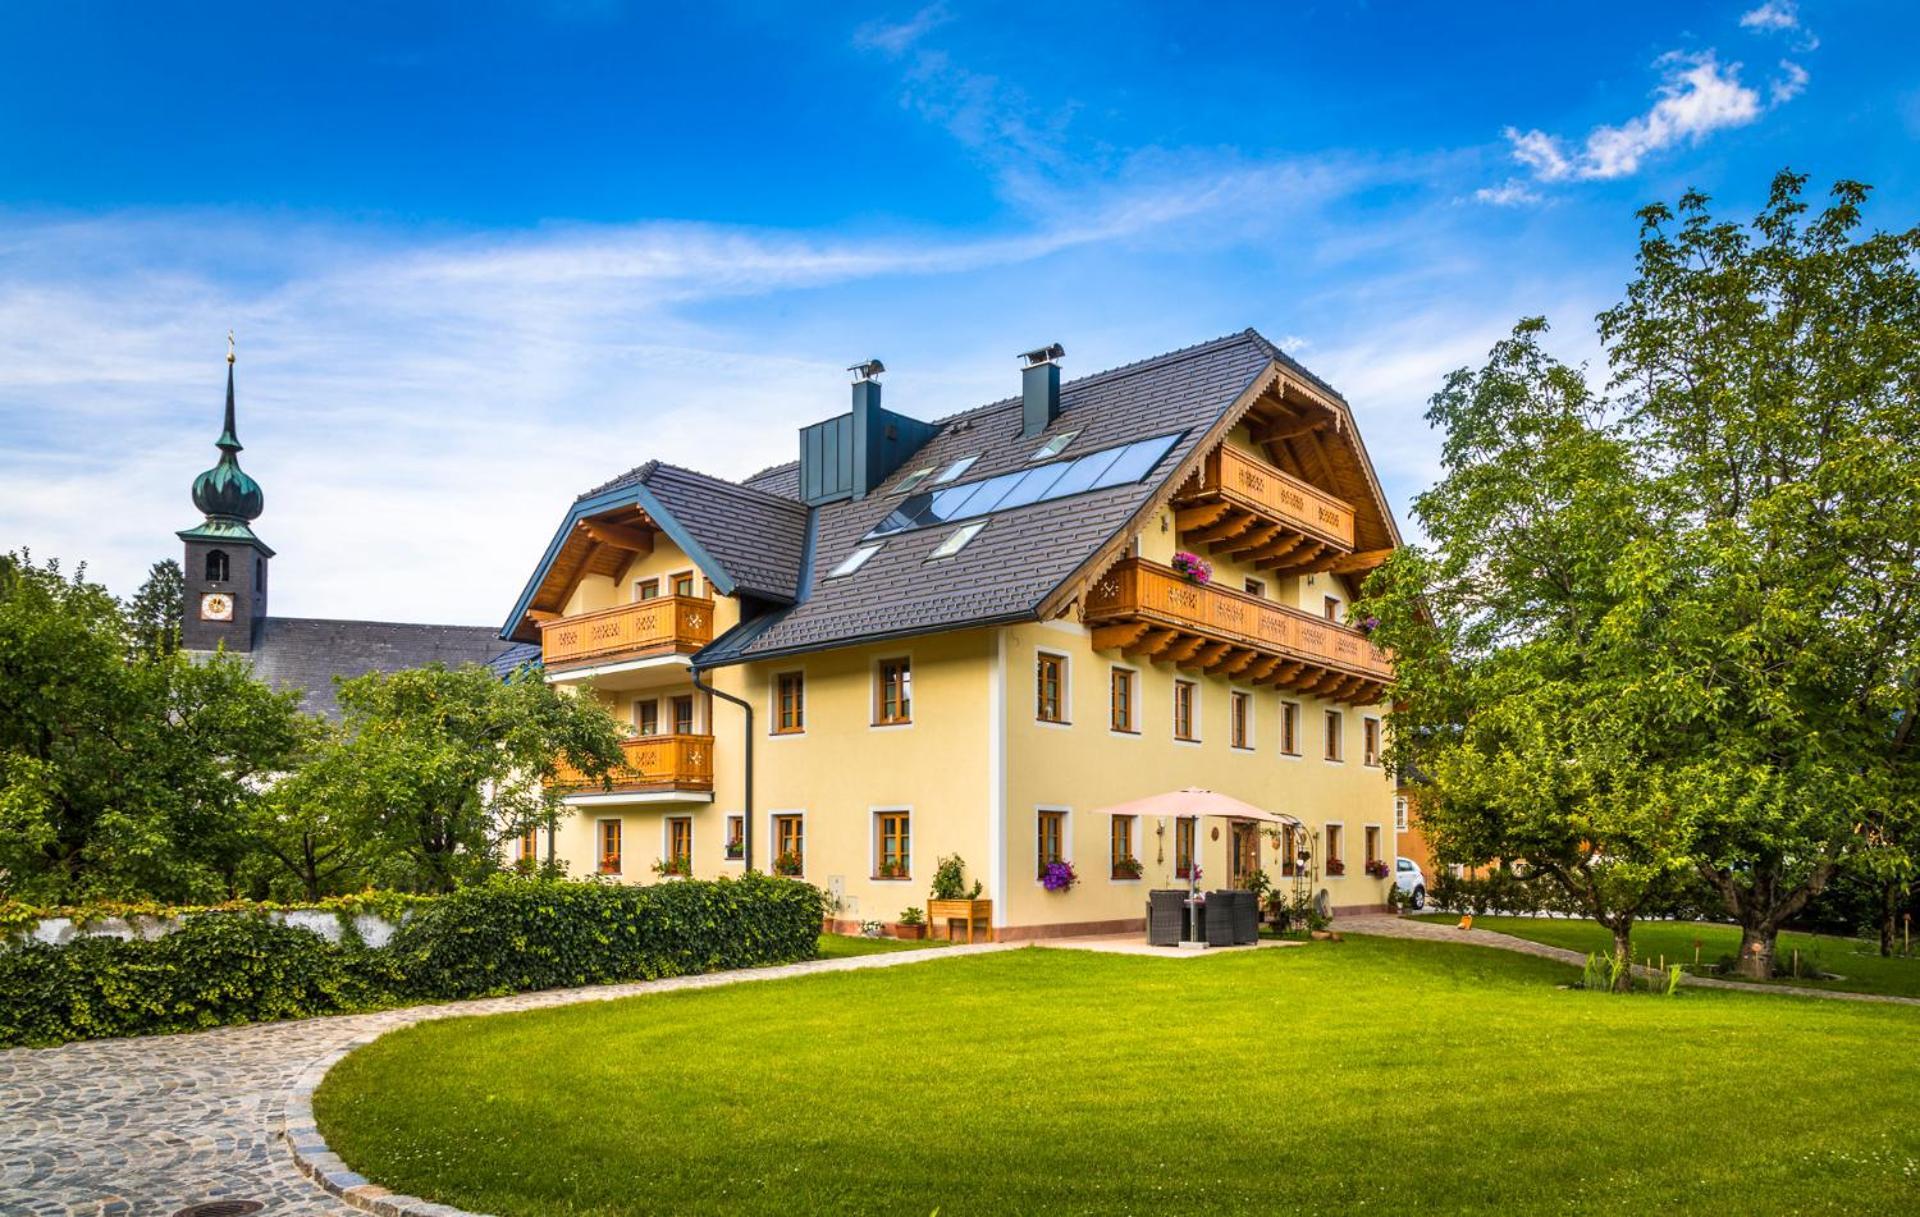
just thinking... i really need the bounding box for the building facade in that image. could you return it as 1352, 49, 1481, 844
504, 331, 1402, 938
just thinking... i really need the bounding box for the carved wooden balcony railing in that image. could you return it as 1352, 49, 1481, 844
1085, 558, 1390, 704
1172, 447, 1388, 577
551, 733, 715, 795
539, 595, 713, 670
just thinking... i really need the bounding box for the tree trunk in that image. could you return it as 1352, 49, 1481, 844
1735, 926, 1776, 980
1610, 926, 1635, 993
1880, 883, 1897, 958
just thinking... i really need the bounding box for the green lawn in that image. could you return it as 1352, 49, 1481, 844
813, 932, 948, 959
1413, 915, 1920, 999
314, 938, 1920, 1216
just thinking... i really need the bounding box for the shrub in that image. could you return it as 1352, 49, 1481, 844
384, 874, 826, 1000
0, 876, 826, 1046
0, 911, 398, 1046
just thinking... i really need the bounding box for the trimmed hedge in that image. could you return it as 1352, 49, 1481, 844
0, 875, 825, 1047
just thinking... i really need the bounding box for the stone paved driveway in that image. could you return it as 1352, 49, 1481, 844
0, 945, 1006, 1216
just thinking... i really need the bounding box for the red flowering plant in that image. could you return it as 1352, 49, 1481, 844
1324, 858, 1346, 877
1171, 551, 1213, 584
1365, 859, 1390, 879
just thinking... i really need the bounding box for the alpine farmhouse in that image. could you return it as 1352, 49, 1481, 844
503, 331, 1402, 939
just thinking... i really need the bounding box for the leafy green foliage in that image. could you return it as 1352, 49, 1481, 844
0, 551, 304, 904
297, 663, 627, 893
385, 875, 825, 1000
0, 877, 825, 1046
122, 559, 184, 660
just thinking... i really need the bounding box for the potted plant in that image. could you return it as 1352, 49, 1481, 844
725, 839, 744, 861
1111, 855, 1144, 880
652, 856, 690, 879
893, 907, 926, 940
1324, 858, 1346, 877
1040, 860, 1078, 892
1365, 859, 1390, 879
877, 860, 907, 880
774, 850, 803, 877
1171, 550, 1213, 584
926, 853, 993, 943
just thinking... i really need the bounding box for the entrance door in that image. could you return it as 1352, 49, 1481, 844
1230, 823, 1259, 887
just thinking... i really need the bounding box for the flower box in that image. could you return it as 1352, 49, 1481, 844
1324, 859, 1346, 877
889, 922, 926, 940
927, 897, 993, 943
1111, 857, 1144, 880
1171, 550, 1214, 584
1364, 859, 1390, 879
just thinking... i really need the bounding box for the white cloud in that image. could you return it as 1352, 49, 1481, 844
1739, 1, 1799, 31
1771, 59, 1809, 104
1473, 179, 1544, 207
853, 3, 951, 57
1504, 51, 1772, 182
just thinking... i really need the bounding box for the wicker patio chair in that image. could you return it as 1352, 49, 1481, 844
1232, 890, 1258, 944
1205, 891, 1236, 947
1147, 889, 1186, 946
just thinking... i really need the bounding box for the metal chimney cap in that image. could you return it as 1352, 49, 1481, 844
848, 358, 886, 382
1019, 343, 1065, 368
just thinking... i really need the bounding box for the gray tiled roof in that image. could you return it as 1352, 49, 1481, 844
244, 617, 521, 719
639, 463, 810, 601
741, 460, 801, 500
701, 331, 1280, 664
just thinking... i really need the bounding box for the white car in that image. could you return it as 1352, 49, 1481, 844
1393, 857, 1427, 910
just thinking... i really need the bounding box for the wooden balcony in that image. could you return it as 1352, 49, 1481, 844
539, 595, 713, 670
552, 733, 715, 796
1085, 558, 1390, 704
1173, 447, 1388, 577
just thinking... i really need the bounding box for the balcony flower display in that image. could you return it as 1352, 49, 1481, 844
1040, 860, 1079, 892
1365, 859, 1390, 879
1171, 551, 1213, 584
1357, 615, 1380, 636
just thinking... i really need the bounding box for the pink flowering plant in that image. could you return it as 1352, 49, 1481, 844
1171, 551, 1213, 584
1040, 860, 1079, 892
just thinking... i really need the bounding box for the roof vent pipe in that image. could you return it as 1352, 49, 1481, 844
1020, 343, 1064, 437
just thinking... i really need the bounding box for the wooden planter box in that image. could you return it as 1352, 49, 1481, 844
927, 898, 993, 943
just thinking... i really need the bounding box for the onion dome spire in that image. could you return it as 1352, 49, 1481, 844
189, 332, 265, 524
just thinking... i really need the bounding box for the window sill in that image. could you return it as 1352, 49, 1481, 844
770, 728, 806, 738
870, 720, 914, 730
871, 875, 912, 883
1036, 718, 1073, 729
1108, 726, 1141, 736
1230, 744, 1255, 753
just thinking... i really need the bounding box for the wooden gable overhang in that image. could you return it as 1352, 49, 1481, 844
500, 480, 791, 644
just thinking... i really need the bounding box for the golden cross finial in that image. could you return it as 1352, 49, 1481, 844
227, 330, 236, 364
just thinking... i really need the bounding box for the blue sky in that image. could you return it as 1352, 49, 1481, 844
3, 0, 1916, 624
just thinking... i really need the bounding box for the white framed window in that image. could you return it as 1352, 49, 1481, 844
724, 814, 745, 863
829, 545, 881, 578
1324, 709, 1344, 762
928, 521, 986, 559
934, 455, 978, 483
1230, 689, 1254, 751
1029, 430, 1081, 461
1279, 700, 1301, 756
873, 808, 912, 880
1035, 806, 1071, 882
1394, 795, 1409, 833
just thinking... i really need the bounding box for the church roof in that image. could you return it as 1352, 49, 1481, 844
244, 617, 525, 719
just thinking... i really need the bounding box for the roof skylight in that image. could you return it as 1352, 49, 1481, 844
828, 544, 881, 578
894, 466, 935, 494
863, 431, 1183, 542
1028, 430, 1080, 461
928, 521, 986, 559
934, 455, 979, 483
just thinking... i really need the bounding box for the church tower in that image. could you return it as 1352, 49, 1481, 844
178, 335, 274, 653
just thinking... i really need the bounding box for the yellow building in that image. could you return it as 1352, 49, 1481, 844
501, 331, 1401, 939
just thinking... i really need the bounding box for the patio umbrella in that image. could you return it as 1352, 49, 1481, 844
1090, 789, 1303, 933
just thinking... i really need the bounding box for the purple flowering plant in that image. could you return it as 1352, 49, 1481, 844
1171, 551, 1213, 584
1040, 860, 1079, 892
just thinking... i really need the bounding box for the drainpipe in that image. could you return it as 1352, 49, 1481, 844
691, 664, 754, 871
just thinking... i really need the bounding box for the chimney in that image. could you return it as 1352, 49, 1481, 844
799, 358, 937, 503
1020, 343, 1064, 437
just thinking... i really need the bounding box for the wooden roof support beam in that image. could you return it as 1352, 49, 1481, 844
1260, 661, 1307, 688
1286, 547, 1396, 577
1162, 635, 1208, 666
1212, 647, 1259, 676
1241, 533, 1311, 564
1260, 542, 1326, 571
1250, 417, 1329, 444
1190, 509, 1258, 545
1091, 622, 1152, 653
1182, 641, 1234, 673
526, 609, 561, 624
1174, 503, 1232, 532
1220, 521, 1285, 558
580, 519, 655, 553
1243, 655, 1283, 683
1125, 627, 1182, 659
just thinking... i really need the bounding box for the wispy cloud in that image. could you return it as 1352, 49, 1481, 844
1472, 179, 1544, 207
1504, 51, 1793, 182
1740, 1, 1819, 48
852, 3, 952, 56
1771, 59, 1809, 104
